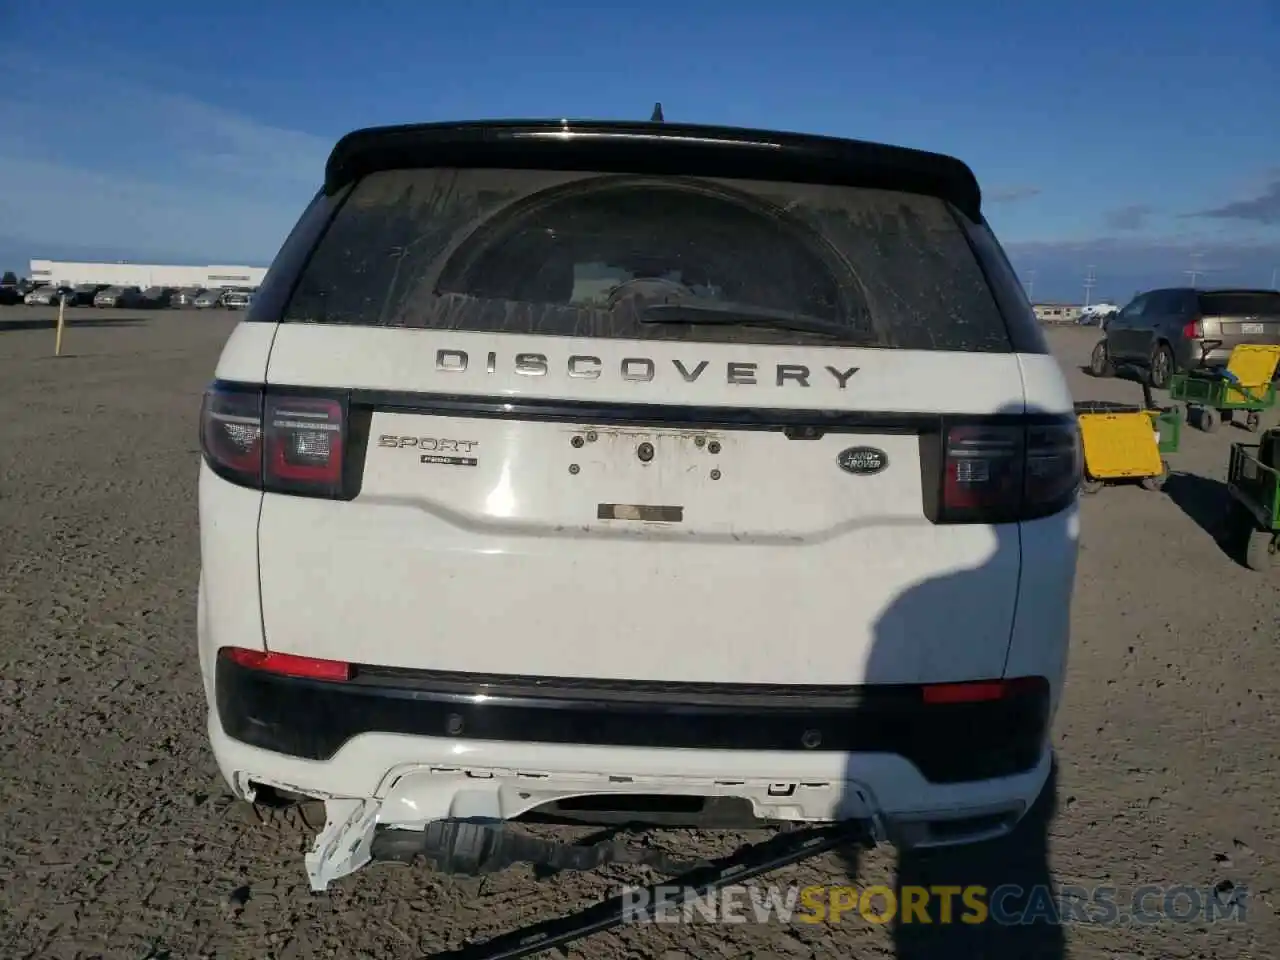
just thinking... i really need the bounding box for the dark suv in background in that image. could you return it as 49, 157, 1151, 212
94, 285, 144, 308
1091, 288, 1280, 387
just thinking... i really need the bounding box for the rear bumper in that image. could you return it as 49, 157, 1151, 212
214, 652, 1050, 786
208, 701, 1051, 854
1179, 341, 1280, 374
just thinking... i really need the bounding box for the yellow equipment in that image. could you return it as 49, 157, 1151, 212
1223, 344, 1280, 404
1169, 342, 1280, 433
1076, 393, 1178, 494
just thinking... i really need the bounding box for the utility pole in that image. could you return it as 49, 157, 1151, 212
1025, 269, 1037, 302
1186, 252, 1203, 286
1083, 265, 1096, 308
1271, 266, 1277, 289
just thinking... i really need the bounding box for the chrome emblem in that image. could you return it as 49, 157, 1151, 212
837, 446, 888, 475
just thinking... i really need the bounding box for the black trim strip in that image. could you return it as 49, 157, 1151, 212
217, 378, 1077, 432
261, 382, 1072, 433
215, 653, 1050, 784
349, 665, 923, 707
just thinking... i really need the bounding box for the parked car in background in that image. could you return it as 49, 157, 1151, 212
70, 283, 109, 306
1077, 303, 1118, 327
173, 287, 206, 307
94, 285, 144, 308
221, 289, 251, 309
1090, 287, 1280, 387
26, 285, 76, 305
0, 274, 23, 305
194, 289, 224, 308
139, 286, 174, 308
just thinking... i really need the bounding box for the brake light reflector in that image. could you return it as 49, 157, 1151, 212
922, 676, 1046, 704
222, 646, 353, 682
1182, 317, 1203, 339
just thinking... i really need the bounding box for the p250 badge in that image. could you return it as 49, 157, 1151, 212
837, 446, 888, 476
378, 435, 479, 467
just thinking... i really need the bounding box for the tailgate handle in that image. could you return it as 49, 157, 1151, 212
784, 426, 825, 440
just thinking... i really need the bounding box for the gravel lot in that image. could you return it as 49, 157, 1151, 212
1, 307, 1277, 959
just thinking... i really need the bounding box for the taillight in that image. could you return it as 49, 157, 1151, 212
927, 418, 1080, 524
1024, 421, 1082, 509
199, 382, 351, 498
264, 394, 345, 496
1182, 316, 1203, 339
200, 384, 263, 487
942, 424, 1024, 518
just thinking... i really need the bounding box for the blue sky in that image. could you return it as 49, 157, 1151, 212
1, 0, 1277, 301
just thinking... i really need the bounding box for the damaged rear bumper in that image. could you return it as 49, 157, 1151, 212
210, 711, 1052, 891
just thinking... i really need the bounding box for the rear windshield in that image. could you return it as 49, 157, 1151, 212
284, 169, 1012, 350
1198, 291, 1280, 317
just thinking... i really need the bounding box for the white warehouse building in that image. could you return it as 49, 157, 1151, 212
29, 259, 268, 290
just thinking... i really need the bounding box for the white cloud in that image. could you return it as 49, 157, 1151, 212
0, 156, 304, 263
0, 57, 331, 263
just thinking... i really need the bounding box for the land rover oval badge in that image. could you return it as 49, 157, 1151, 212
837, 446, 888, 476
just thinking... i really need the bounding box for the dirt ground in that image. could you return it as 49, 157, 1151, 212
1, 308, 1276, 959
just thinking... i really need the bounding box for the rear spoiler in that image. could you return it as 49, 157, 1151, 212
323, 119, 984, 222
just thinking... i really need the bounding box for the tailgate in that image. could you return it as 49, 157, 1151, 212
256, 326, 1026, 686
1210, 316, 1280, 344
1201, 292, 1280, 356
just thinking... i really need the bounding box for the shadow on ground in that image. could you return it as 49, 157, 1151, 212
1163, 472, 1233, 556
1076, 362, 1166, 396
0, 317, 151, 331
836, 763, 1062, 958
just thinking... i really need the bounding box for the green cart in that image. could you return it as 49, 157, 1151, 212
1224, 431, 1280, 571
1168, 340, 1280, 433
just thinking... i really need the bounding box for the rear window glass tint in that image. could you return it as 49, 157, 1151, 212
1198, 292, 1280, 316
284, 168, 1012, 351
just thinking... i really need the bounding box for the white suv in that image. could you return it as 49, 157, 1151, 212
198, 119, 1080, 891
